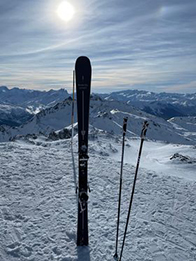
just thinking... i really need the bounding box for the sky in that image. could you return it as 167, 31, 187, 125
0, 0, 196, 93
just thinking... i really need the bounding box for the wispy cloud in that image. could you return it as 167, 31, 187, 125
0, 0, 195, 93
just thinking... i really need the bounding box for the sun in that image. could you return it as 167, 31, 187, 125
57, 1, 75, 22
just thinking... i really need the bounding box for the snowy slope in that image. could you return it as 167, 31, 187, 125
90, 99, 195, 145
168, 117, 196, 145
168, 116, 196, 132
0, 97, 195, 145
0, 132, 195, 261
0, 99, 74, 142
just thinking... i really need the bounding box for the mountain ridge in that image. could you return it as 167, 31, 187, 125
0, 96, 195, 145
99, 89, 196, 119
0, 86, 70, 112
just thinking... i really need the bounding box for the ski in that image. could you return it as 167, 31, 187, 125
114, 117, 128, 260
119, 121, 149, 261
75, 56, 92, 246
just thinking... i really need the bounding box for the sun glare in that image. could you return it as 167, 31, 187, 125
57, 1, 75, 22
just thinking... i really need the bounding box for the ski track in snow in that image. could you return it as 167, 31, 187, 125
0, 138, 196, 261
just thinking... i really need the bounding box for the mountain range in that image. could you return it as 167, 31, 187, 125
1, 86, 196, 121
0, 86, 195, 145
0, 86, 69, 109
0, 86, 69, 126
0, 94, 195, 145
99, 89, 196, 119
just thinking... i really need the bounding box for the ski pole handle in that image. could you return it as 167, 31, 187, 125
123, 117, 128, 134
141, 120, 149, 139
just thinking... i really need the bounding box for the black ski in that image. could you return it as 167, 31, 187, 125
75, 56, 92, 246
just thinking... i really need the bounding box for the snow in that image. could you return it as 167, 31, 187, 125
0, 89, 196, 260
0, 133, 196, 261
112, 139, 196, 181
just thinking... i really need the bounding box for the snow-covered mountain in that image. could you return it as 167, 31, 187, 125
0, 98, 73, 142
169, 116, 196, 132
1, 87, 196, 128
0, 104, 33, 126
1, 86, 196, 120
168, 116, 196, 143
0, 96, 195, 145
0, 86, 70, 126
0, 86, 70, 112
99, 90, 196, 119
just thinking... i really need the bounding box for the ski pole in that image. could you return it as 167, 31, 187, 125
71, 70, 75, 144
114, 117, 128, 259
119, 121, 149, 261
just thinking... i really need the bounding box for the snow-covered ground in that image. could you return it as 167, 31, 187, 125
112, 139, 196, 181
0, 133, 196, 261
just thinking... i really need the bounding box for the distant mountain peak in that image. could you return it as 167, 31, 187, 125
0, 86, 70, 110
0, 86, 9, 92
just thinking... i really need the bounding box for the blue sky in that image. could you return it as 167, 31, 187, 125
0, 0, 196, 93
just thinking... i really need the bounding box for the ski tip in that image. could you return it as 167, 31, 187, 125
75, 56, 92, 72
76, 56, 91, 64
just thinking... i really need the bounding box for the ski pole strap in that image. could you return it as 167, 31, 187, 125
141, 120, 149, 139
123, 117, 128, 134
